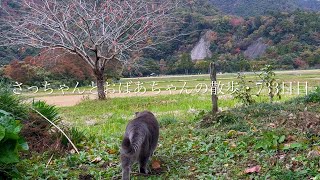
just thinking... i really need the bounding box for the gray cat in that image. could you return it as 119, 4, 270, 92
120, 111, 159, 180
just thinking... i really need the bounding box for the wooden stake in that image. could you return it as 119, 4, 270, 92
210, 62, 218, 114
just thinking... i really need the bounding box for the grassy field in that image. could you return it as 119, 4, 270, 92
20, 88, 320, 179
17, 70, 320, 179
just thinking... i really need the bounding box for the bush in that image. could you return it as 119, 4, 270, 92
232, 73, 256, 106
0, 68, 10, 83
0, 82, 28, 120
22, 101, 70, 153
305, 87, 320, 103
0, 110, 28, 178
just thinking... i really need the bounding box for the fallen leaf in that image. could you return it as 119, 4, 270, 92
227, 130, 237, 137
244, 165, 261, 174
229, 142, 237, 149
91, 156, 102, 163
152, 160, 161, 170
286, 135, 296, 142
237, 132, 247, 136
190, 166, 196, 171
308, 150, 320, 158
279, 154, 286, 161
107, 149, 117, 154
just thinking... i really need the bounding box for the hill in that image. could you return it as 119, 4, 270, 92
144, 9, 320, 74
209, 0, 320, 17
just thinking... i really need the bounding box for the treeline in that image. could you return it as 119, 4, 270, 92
209, 0, 320, 17
142, 9, 320, 73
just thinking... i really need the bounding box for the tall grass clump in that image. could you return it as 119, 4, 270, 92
32, 100, 61, 125
0, 82, 28, 119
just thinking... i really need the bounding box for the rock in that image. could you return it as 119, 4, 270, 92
244, 38, 268, 59
191, 31, 214, 61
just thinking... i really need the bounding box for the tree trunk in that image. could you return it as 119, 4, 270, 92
210, 62, 218, 114
94, 69, 106, 100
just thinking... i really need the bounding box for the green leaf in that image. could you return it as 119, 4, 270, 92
278, 135, 286, 143
17, 138, 29, 151
0, 140, 19, 164
0, 110, 11, 117
0, 116, 22, 140
290, 142, 303, 149
0, 125, 5, 141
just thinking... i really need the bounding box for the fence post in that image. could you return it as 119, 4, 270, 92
210, 62, 218, 114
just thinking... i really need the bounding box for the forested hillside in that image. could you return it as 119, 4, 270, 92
143, 9, 320, 74
209, 0, 320, 17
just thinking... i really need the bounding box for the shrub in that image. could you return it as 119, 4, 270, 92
305, 87, 320, 103
0, 82, 28, 120
22, 101, 67, 153
0, 110, 28, 178
258, 65, 281, 102
233, 73, 256, 106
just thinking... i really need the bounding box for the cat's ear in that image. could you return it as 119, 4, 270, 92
135, 112, 140, 116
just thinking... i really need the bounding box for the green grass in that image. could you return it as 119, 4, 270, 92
18, 88, 320, 179
14, 68, 320, 179
59, 94, 235, 137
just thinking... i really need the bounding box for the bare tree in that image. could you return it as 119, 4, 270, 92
0, 0, 181, 99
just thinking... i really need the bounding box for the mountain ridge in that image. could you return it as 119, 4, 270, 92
209, 0, 320, 17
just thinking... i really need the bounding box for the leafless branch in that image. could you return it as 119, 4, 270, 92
0, 0, 182, 71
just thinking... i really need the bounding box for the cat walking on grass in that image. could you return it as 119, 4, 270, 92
120, 111, 159, 180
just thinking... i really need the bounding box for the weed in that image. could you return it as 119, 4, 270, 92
32, 100, 60, 125
216, 111, 238, 124
233, 73, 256, 106
0, 84, 28, 120
62, 127, 87, 148
254, 131, 286, 151
159, 116, 178, 127
257, 65, 281, 103
305, 86, 320, 103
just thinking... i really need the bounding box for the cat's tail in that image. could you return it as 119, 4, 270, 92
121, 136, 133, 154
121, 132, 145, 155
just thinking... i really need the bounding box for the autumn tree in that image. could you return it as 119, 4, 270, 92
0, 0, 181, 99
178, 53, 193, 74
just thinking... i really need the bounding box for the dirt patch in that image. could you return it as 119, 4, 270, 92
29, 95, 95, 107
79, 174, 94, 180
276, 111, 320, 134
30, 90, 211, 107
